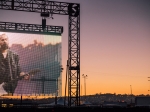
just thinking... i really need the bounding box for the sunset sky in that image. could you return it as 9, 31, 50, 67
0, 0, 150, 96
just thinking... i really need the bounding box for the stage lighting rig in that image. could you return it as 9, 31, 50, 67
49, 14, 54, 19
41, 12, 49, 30
41, 12, 54, 30
41, 12, 49, 17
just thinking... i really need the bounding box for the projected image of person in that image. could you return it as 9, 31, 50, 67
0, 34, 38, 96
0, 32, 61, 96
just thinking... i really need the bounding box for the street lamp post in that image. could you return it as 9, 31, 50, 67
82, 74, 88, 100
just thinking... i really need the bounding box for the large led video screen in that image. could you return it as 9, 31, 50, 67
0, 32, 62, 96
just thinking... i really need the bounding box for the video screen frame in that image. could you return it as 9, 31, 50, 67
0, 27, 63, 97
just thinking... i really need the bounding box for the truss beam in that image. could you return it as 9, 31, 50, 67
0, 0, 79, 16
0, 21, 63, 34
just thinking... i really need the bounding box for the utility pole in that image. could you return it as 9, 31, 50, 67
130, 85, 132, 103
81, 84, 82, 96
148, 77, 150, 95
130, 85, 132, 95
82, 74, 88, 100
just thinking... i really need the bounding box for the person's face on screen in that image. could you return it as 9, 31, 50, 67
0, 34, 9, 50
24, 75, 30, 80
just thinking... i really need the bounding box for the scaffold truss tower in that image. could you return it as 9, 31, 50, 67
0, 0, 80, 106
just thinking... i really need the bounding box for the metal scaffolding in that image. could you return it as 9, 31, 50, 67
0, 0, 80, 106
